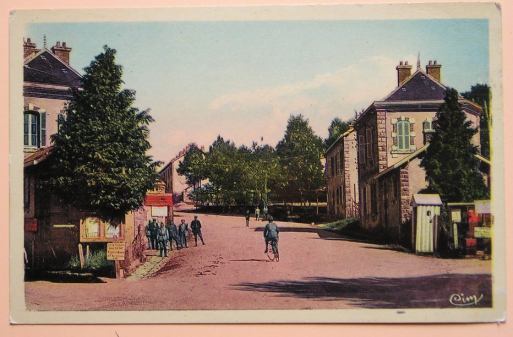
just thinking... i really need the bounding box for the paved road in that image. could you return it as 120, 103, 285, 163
25, 212, 492, 310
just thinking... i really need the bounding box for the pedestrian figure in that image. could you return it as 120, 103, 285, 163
178, 219, 189, 248
166, 218, 180, 250
157, 222, 169, 257
263, 205, 268, 220
150, 219, 159, 250
145, 220, 153, 249
263, 216, 279, 253
191, 215, 205, 246
255, 207, 260, 221
245, 210, 251, 227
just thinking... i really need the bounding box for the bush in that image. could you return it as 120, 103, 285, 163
321, 218, 359, 232
67, 249, 114, 272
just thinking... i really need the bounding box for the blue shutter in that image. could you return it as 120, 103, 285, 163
24, 114, 29, 146
40, 112, 46, 147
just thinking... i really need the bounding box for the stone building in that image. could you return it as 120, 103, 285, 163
354, 59, 482, 243
326, 127, 359, 219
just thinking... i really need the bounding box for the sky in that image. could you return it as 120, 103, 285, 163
28, 19, 489, 164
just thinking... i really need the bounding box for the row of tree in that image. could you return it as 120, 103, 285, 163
178, 114, 326, 208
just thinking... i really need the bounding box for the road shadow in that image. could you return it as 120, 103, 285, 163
25, 270, 107, 283
253, 226, 371, 244
229, 259, 269, 263
232, 273, 492, 308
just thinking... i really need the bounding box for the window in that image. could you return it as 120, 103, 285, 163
339, 149, 344, 174
57, 113, 65, 132
330, 157, 335, 177
365, 128, 371, 161
423, 119, 434, 144
358, 135, 366, 166
396, 120, 411, 151
23, 111, 46, 148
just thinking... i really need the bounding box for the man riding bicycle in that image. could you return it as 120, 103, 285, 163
263, 216, 279, 254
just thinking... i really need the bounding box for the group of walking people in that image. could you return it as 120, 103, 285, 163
245, 206, 268, 227
145, 216, 205, 257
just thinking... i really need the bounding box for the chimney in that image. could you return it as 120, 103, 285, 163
426, 60, 442, 82
23, 37, 39, 59
51, 41, 72, 65
396, 60, 412, 86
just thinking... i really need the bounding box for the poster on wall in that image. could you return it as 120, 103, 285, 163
151, 206, 167, 217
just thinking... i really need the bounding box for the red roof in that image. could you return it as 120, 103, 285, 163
24, 146, 53, 168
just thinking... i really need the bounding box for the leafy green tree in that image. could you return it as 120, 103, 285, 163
276, 114, 325, 203
49, 46, 160, 219
462, 83, 491, 158
176, 143, 206, 188
324, 117, 351, 149
420, 88, 489, 202
205, 136, 244, 206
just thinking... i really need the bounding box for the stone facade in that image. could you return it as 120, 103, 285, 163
355, 60, 483, 244
159, 144, 206, 203
326, 128, 359, 219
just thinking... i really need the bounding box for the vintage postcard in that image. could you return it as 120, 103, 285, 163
9, 3, 505, 324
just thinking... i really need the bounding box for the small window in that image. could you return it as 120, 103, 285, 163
423, 119, 435, 144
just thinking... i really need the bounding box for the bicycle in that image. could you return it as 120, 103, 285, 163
266, 239, 279, 262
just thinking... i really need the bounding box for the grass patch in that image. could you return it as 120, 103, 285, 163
319, 218, 359, 232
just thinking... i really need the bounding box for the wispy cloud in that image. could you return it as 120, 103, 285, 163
150, 55, 415, 162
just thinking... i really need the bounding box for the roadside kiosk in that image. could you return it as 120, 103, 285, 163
411, 194, 443, 254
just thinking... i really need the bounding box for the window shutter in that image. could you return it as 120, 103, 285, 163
30, 114, 37, 147
410, 135, 415, 145
392, 123, 397, 133
410, 122, 414, 132
40, 112, 46, 147
24, 114, 29, 146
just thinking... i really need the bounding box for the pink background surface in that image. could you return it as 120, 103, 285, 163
1, 0, 512, 336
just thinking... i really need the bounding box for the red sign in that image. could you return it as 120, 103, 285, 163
144, 194, 173, 206
24, 218, 38, 232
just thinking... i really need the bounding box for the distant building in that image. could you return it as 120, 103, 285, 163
354, 59, 483, 243
159, 144, 205, 204
325, 127, 359, 219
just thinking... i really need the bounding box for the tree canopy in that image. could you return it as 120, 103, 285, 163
462, 83, 491, 158
49, 46, 160, 219
275, 114, 325, 202
176, 143, 206, 187
324, 117, 351, 149
420, 88, 489, 202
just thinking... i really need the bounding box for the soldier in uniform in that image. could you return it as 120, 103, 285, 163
157, 222, 169, 257
178, 219, 189, 248
166, 218, 180, 250
245, 210, 251, 227
150, 219, 159, 250
145, 220, 153, 249
263, 216, 279, 253
191, 215, 205, 246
